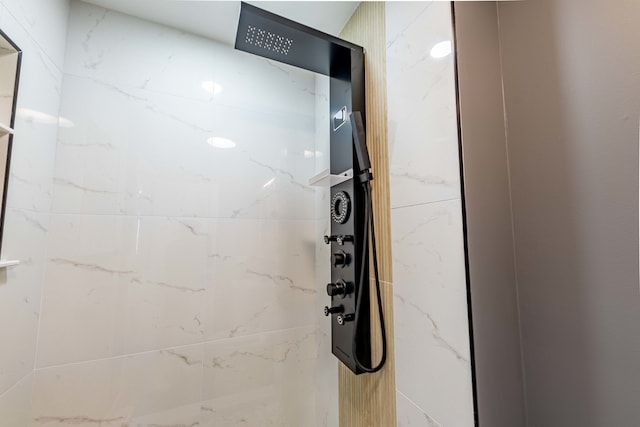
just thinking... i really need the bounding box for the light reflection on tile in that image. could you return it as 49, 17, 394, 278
1, 0, 336, 423
387, 3, 475, 426
386, 2, 461, 209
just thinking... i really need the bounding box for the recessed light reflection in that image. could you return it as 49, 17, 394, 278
202, 81, 222, 95
58, 117, 74, 128
430, 40, 452, 59
17, 108, 75, 127
263, 177, 276, 188
304, 150, 324, 158
207, 136, 236, 149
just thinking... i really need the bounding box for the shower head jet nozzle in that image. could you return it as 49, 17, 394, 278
235, 2, 359, 79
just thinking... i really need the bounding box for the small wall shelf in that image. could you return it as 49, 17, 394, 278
0, 122, 14, 136
309, 168, 353, 188
0, 260, 20, 268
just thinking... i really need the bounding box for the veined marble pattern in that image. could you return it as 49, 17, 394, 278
203, 219, 317, 342
387, 3, 474, 426
313, 198, 336, 427
64, 1, 316, 112
30, 345, 203, 427
0, 0, 67, 410
396, 391, 442, 427
36, 214, 209, 367
312, 74, 338, 427
53, 74, 317, 219
30, 327, 323, 427
0, 209, 49, 394
0, 4, 65, 213
0, 0, 69, 69
386, 2, 461, 209
392, 200, 474, 426
36, 215, 318, 367
5, 1, 332, 425
201, 327, 318, 427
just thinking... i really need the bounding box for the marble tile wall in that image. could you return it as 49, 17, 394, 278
313, 75, 338, 427
8, 1, 329, 425
0, 0, 69, 421
386, 3, 475, 426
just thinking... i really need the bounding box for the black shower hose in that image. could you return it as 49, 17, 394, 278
352, 180, 387, 373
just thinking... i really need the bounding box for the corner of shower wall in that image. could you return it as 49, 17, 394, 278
0, 0, 69, 425
386, 2, 476, 426
14, 1, 331, 425
338, 2, 398, 426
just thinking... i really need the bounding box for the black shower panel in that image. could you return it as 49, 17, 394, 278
235, 2, 380, 375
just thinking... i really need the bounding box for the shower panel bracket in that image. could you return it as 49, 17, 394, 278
235, 2, 374, 375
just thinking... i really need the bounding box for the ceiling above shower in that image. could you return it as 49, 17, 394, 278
79, 0, 360, 46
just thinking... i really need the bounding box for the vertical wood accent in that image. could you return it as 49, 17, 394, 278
339, 3, 397, 427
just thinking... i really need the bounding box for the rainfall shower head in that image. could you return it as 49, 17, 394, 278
235, 2, 359, 79
243, 24, 294, 56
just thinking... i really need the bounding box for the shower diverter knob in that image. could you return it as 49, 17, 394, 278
324, 306, 343, 316
326, 279, 349, 297
332, 251, 350, 268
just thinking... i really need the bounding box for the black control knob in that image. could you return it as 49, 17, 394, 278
324, 235, 337, 244
324, 305, 343, 316
326, 280, 346, 297
337, 313, 355, 325
332, 251, 350, 268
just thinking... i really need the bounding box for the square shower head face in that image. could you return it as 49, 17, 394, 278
234, 2, 357, 77
244, 24, 294, 56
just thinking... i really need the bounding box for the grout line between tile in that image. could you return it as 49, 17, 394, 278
33, 323, 318, 372
391, 197, 461, 211
1, 4, 65, 73
45, 211, 320, 222
0, 371, 31, 400
396, 389, 444, 427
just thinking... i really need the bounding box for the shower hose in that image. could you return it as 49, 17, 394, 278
352, 178, 387, 373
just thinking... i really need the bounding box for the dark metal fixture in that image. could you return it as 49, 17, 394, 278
235, 2, 385, 375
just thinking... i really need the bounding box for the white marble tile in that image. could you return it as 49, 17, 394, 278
201, 327, 318, 426
212, 49, 317, 116
392, 199, 474, 427
36, 214, 210, 367
30, 345, 203, 427
0, 7, 64, 212
0, 373, 33, 427
397, 391, 442, 427
64, 2, 317, 115
314, 219, 337, 427
203, 219, 318, 341
0, 0, 68, 69
313, 73, 338, 427
52, 74, 317, 219
386, 2, 461, 208
129, 402, 203, 427
64, 2, 215, 102
0, 209, 49, 394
